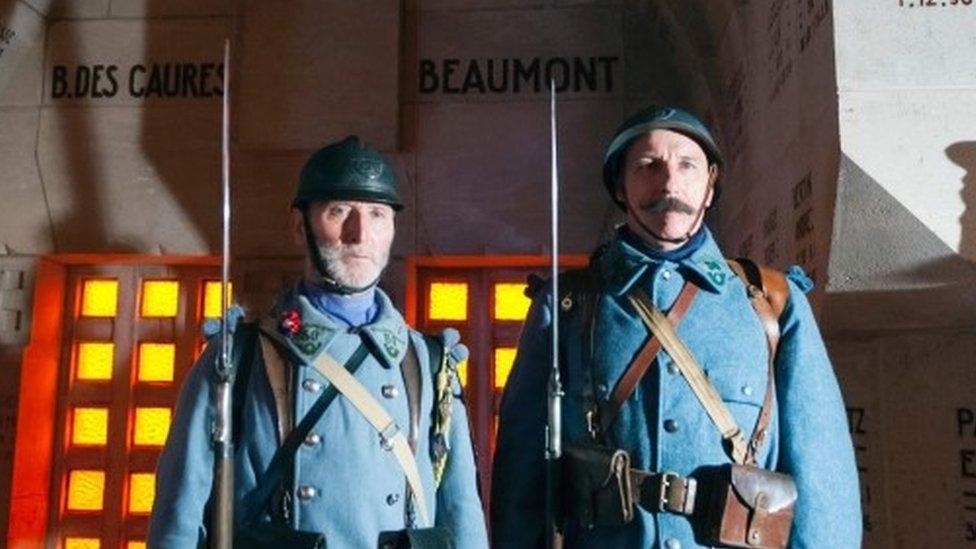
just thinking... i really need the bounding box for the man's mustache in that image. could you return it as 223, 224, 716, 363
639, 196, 696, 215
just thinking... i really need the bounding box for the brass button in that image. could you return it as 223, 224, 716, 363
742, 385, 754, 397
302, 379, 322, 393
386, 493, 400, 506
381, 384, 399, 399
304, 432, 321, 446
664, 419, 679, 433
661, 269, 672, 281
297, 485, 317, 501
666, 361, 679, 375
664, 538, 681, 549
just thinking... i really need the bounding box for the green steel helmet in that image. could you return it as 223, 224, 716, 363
293, 135, 403, 211
602, 105, 723, 208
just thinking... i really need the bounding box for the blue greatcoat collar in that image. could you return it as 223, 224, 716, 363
599, 226, 734, 296
270, 285, 409, 369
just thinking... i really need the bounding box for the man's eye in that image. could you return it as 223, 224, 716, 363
680, 161, 697, 170
327, 206, 349, 217
370, 209, 389, 219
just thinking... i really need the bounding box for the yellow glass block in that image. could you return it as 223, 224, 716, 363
76, 342, 114, 381
494, 282, 531, 321
128, 472, 155, 514
455, 360, 468, 387
81, 279, 118, 318
138, 342, 175, 383
203, 281, 233, 318
141, 280, 179, 318
494, 347, 517, 389
133, 407, 171, 446
65, 538, 100, 549
66, 470, 105, 511
428, 282, 468, 321
127, 542, 147, 549
71, 407, 108, 446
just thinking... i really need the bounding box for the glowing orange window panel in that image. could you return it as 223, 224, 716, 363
76, 342, 114, 381
141, 280, 179, 318
66, 470, 105, 511
494, 347, 517, 389
203, 281, 233, 318
128, 472, 156, 514
133, 407, 171, 447
80, 279, 118, 318
428, 282, 468, 321
71, 407, 108, 446
455, 359, 468, 387
127, 542, 147, 549
493, 282, 531, 321
137, 342, 175, 383
65, 538, 101, 549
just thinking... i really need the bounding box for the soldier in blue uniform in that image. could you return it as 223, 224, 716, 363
491, 107, 862, 548
149, 136, 488, 548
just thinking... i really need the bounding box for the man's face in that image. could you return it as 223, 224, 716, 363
295, 200, 395, 290
615, 129, 717, 249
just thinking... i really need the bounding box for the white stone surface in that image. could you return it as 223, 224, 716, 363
0, 108, 52, 253
835, 0, 976, 90
0, 0, 45, 106
24, 0, 110, 18
236, 1, 399, 152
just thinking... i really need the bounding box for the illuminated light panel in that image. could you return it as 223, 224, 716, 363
494, 347, 517, 389
203, 281, 233, 318
428, 282, 468, 321
71, 407, 108, 446
140, 280, 179, 318
133, 407, 171, 446
65, 538, 101, 549
66, 470, 105, 511
455, 360, 468, 387
493, 282, 531, 321
76, 342, 114, 381
127, 542, 147, 549
137, 342, 175, 383
128, 472, 156, 514
80, 279, 118, 318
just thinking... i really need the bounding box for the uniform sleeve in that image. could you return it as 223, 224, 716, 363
148, 342, 217, 548
436, 373, 489, 549
490, 291, 552, 548
775, 279, 862, 548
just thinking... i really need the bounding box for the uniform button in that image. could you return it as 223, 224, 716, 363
302, 379, 322, 393
381, 384, 399, 399
297, 485, 317, 500
666, 361, 679, 375
386, 493, 400, 506
661, 269, 672, 281
304, 432, 321, 446
597, 383, 608, 396
664, 538, 681, 549
741, 385, 754, 397
663, 419, 680, 433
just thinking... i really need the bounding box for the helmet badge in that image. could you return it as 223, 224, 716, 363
352, 158, 385, 180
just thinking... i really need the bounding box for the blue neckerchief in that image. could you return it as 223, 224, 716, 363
619, 225, 708, 262
300, 281, 379, 328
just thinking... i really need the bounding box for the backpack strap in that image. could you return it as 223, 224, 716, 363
230, 322, 259, 448
726, 258, 790, 464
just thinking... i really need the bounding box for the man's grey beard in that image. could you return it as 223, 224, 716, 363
316, 243, 389, 292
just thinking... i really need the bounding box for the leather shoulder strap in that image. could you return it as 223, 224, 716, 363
258, 335, 293, 445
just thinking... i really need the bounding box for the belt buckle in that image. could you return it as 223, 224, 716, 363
657, 471, 696, 515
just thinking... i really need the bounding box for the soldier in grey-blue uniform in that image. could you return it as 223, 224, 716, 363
491, 107, 861, 548
149, 136, 488, 548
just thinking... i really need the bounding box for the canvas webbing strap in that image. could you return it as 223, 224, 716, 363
627, 288, 750, 465
310, 350, 432, 527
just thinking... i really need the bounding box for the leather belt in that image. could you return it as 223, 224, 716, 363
631, 469, 698, 516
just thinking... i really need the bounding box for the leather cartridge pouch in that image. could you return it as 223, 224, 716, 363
562, 442, 635, 528
377, 527, 454, 549
234, 522, 326, 549
702, 464, 797, 549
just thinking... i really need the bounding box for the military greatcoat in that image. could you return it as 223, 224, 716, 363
491, 228, 861, 548
149, 288, 488, 548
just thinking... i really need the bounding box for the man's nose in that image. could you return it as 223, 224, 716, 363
341, 209, 366, 244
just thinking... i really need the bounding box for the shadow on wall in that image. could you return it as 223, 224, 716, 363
946, 141, 976, 262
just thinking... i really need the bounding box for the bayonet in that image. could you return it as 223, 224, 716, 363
211, 38, 234, 549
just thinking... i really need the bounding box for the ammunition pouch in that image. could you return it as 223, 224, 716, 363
234, 522, 326, 549
377, 526, 454, 549
701, 464, 797, 549
562, 442, 635, 528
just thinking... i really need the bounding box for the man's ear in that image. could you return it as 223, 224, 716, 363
291, 208, 306, 247
614, 179, 627, 204
705, 165, 719, 208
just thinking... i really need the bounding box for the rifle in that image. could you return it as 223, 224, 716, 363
544, 79, 564, 549
211, 38, 234, 549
